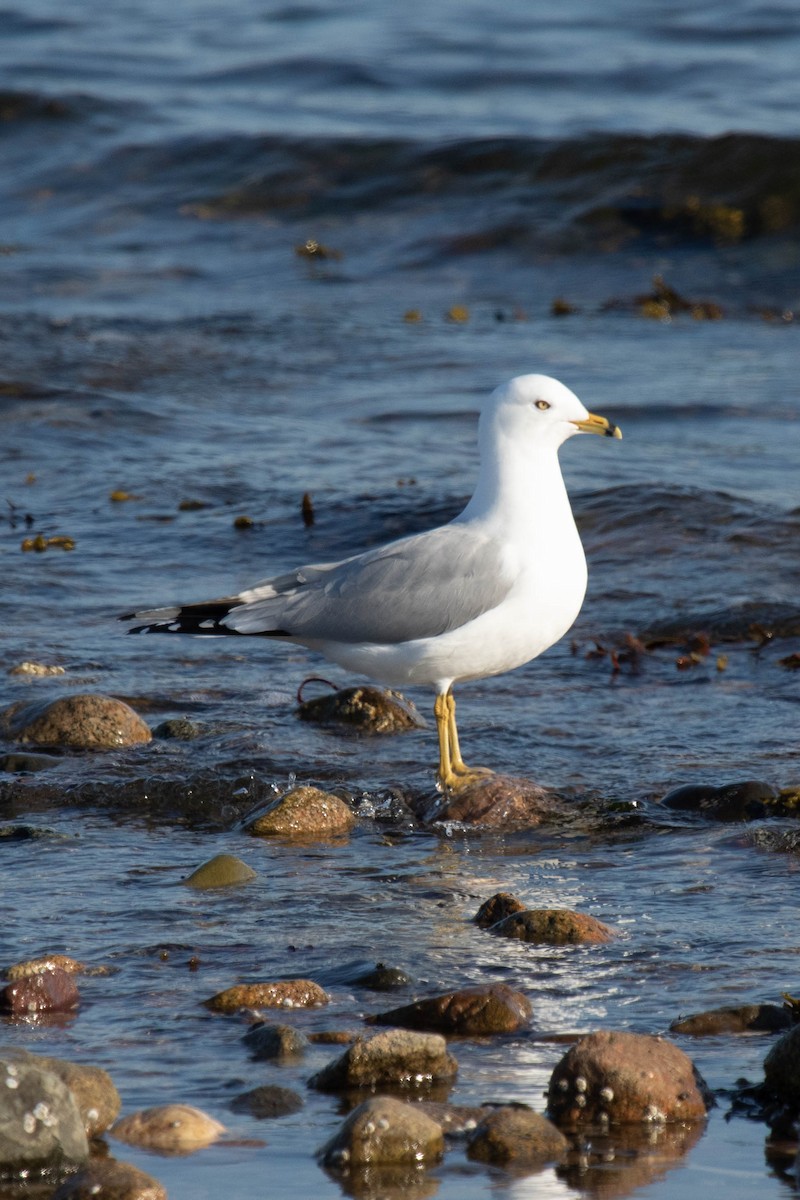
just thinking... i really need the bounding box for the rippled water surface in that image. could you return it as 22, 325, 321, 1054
2, 2, 800, 1198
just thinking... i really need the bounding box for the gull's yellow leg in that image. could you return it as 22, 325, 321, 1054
438, 689, 493, 788
434, 691, 458, 790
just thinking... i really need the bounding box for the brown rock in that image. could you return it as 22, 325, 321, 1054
205, 978, 329, 1013
491, 909, 614, 945
183, 854, 257, 888
671, 1003, 792, 1036
229, 1084, 303, 1119
1, 694, 151, 749
310, 1028, 458, 1092
414, 775, 559, 828
467, 1106, 568, 1165
298, 685, 424, 732
474, 892, 526, 928
547, 1030, 710, 1126
1, 968, 80, 1016
248, 786, 355, 837
320, 1095, 444, 1167
21, 1054, 121, 1137
368, 983, 532, 1035
6, 954, 86, 980
112, 1105, 225, 1154
52, 1158, 166, 1200
764, 1024, 800, 1102
242, 1021, 309, 1060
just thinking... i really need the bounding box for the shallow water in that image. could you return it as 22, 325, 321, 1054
2, 2, 800, 1197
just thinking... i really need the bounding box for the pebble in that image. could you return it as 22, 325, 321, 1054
52, 1158, 166, 1200
489, 908, 614, 945
0, 968, 80, 1017
670, 1003, 792, 1036
367, 982, 532, 1035
297, 684, 424, 733
547, 1030, 710, 1126
247, 785, 355, 838
111, 1104, 225, 1154
1, 693, 152, 749
0, 1058, 88, 1178
319, 1095, 444, 1167
206, 979, 330, 1014
229, 1084, 304, 1119
310, 1028, 458, 1092
183, 853, 258, 889
466, 1106, 568, 1166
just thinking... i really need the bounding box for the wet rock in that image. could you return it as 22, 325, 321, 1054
764, 1025, 800, 1103
0, 1058, 88, 1177
10, 1053, 121, 1137
297, 684, 424, 733
415, 775, 560, 829
242, 1021, 309, 1060
547, 1031, 710, 1126
310, 1028, 458, 1092
52, 1158, 167, 1200
352, 963, 412, 991
319, 1095, 444, 1167
183, 853, 257, 889
1, 694, 152, 750
466, 1106, 568, 1166
205, 979, 329, 1013
490, 908, 614, 945
670, 1003, 792, 1036
473, 892, 526, 928
0, 967, 80, 1016
308, 1030, 360, 1045
8, 661, 66, 677
0, 752, 62, 773
6, 954, 86, 980
641, 602, 800, 648
247, 785, 355, 838
152, 718, 202, 740
368, 983, 532, 1035
661, 780, 777, 821
111, 1104, 225, 1154
229, 1084, 303, 1118
414, 1101, 488, 1135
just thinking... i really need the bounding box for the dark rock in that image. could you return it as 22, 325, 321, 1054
415, 774, 560, 828
547, 1030, 710, 1126
764, 1025, 800, 1103
368, 983, 532, 1035
0, 753, 62, 773
319, 1095, 444, 1167
152, 718, 202, 740
242, 1021, 309, 1060
1, 694, 152, 750
52, 1158, 167, 1200
297, 685, 424, 733
310, 1028, 457, 1092
229, 1084, 303, 1118
247, 786, 355, 837
661, 780, 777, 820
0, 1058, 88, 1178
671, 1003, 792, 1036
352, 963, 412, 991
474, 892, 526, 928
0, 968, 80, 1016
206, 979, 329, 1013
467, 1106, 568, 1165
490, 909, 614, 945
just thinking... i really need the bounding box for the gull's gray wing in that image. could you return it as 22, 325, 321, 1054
225, 523, 513, 644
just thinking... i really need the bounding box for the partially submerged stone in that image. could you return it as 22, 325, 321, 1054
52, 1158, 167, 1200
297, 685, 424, 733
473, 892, 526, 928
661, 780, 777, 821
310, 1028, 458, 1092
8, 661, 66, 677
206, 979, 329, 1013
415, 775, 560, 828
229, 1084, 303, 1119
6, 954, 86, 981
466, 1106, 568, 1166
111, 1104, 225, 1154
368, 983, 532, 1036
490, 909, 614, 945
1, 693, 151, 750
183, 853, 257, 889
764, 1024, 800, 1103
319, 1095, 444, 1167
247, 786, 355, 837
547, 1031, 710, 1127
242, 1021, 309, 1060
0, 1058, 88, 1178
352, 963, 412, 991
10, 1052, 122, 1137
671, 1003, 792, 1036
1, 968, 80, 1017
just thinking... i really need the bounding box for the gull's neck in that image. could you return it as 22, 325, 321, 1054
456, 431, 575, 537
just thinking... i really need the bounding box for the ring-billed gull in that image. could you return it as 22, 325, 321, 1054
124, 375, 621, 789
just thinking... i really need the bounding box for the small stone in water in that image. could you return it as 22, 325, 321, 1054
183, 854, 257, 889
111, 1104, 225, 1154
206, 979, 330, 1014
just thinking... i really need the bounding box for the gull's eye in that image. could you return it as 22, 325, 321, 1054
535, 399, 550, 411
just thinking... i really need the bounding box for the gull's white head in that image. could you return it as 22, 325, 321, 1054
484, 374, 622, 448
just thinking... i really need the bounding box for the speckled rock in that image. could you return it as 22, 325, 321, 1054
466, 1106, 568, 1166
10, 1053, 121, 1137
242, 1021, 310, 1060
473, 892, 526, 928
183, 854, 257, 889
310, 1028, 458, 1092
111, 1105, 225, 1154
547, 1031, 710, 1127
764, 1024, 800, 1102
368, 983, 532, 1035
52, 1157, 167, 1200
1, 694, 151, 750
0, 1058, 88, 1177
671, 1003, 792, 1036
319, 1095, 444, 1167
414, 775, 560, 828
229, 1084, 303, 1118
247, 786, 355, 837
205, 979, 329, 1013
297, 685, 424, 733
152, 718, 202, 740
490, 908, 614, 945
0, 968, 80, 1016
5, 954, 86, 981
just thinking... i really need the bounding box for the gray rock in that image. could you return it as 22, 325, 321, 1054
310, 1028, 457, 1092
320, 1095, 444, 1167
242, 1022, 309, 1061
229, 1085, 303, 1119
0, 1058, 88, 1178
